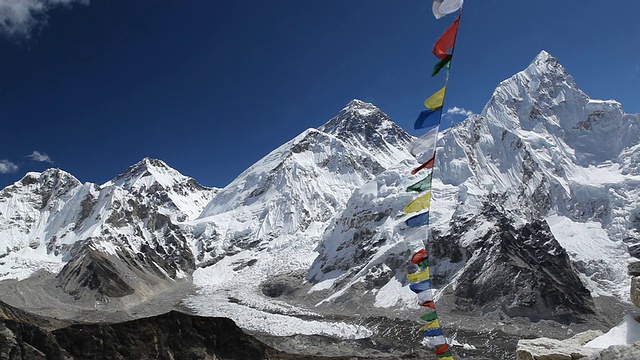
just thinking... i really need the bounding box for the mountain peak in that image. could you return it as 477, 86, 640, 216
524, 50, 569, 78
533, 50, 554, 62
344, 98, 375, 110
317, 100, 412, 157
320, 100, 387, 136
108, 158, 185, 189
481, 50, 584, 127
12, 168, 81, 190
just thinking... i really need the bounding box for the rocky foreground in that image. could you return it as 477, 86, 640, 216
0, 300, 369, 360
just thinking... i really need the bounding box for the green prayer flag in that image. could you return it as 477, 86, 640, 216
406, 174, 433, 193
431, 55, 451, 77
437, 351, 453, 358
420, 311, 438, 322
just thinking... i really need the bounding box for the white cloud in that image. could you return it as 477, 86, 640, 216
446, 106, 475, 117
0, 0, 89, 39
0, 160, 18, 174
26, 150, 52, 163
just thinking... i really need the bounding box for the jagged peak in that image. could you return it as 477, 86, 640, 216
11, 168, 80, 189
533, 50, 554, 63
481, 51, 585, 122
319, 99, 405, 140
342, 98, 378, 113
524, 50, 569, 78
108, 157, 185, 188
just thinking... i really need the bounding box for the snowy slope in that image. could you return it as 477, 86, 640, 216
0, 158, 218, 293
184, 100, 417, 336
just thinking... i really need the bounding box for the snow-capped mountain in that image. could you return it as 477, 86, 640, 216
0, 51, 638, 355
304, 51, 639, 322
434, 50, 639, 302
0, 158, 217, 302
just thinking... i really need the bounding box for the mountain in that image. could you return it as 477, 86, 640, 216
299, 51, 638, 324
0, 158, 217, 308
433, 50, 639, 305
0, 51, 638, 359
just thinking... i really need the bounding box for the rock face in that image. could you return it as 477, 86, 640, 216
585, 343, 640, 360
516, 330, 602, 360
0, 300, 343, 360
628, 263, 640, 308
440, 205, 595, 322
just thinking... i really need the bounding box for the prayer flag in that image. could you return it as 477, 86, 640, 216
411, 249, 429, 264
410, 125, 439, 163
433, 16, 460, 60
424, 86, 447, 109
435, 344, 450, 355
410, 279, 432, 293
414, 108, 442, 130
423, 335, 447, 347
432, 55, 451, 76
404, 192, 431, 214
407, 268, 431, 282
420, 319, 441, 330
432, 0, 464, 19
424, 327, 444, 337
418, 289, 434, 303
411, 156, 435, 175
421, 311, 438, 322
419, 300, 436, 309
407, 174, 433, 193
405, 211, 430, 227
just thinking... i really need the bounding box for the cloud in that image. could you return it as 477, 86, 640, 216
446, 107, 475, 117
27, 150, 52, 163
0, 0, 89, 39
0, 160, 18, 174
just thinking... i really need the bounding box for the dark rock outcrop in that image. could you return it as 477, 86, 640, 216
435, 204, 596, 323
0, 300, 365, 360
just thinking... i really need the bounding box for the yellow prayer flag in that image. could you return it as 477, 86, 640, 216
419, 319, 441, 331
403, 192, 431, 214
424, 86, 446, 110
407, 268, 430, 282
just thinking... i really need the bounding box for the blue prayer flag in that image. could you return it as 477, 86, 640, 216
405, 212, 429, 227
410, 279, 432, 294
423, 327, 444, 337
414, 108, 442, 130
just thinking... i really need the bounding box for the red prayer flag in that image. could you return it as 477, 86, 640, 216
433, 16, 460, 60
411, 156, 435, 175
419, 300, 436, 309
435, 344, 450, 355
411, 249, 429, 264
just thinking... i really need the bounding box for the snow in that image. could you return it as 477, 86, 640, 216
308, 272, 340, 293
184, 291, 372, 338
546, 214, 631, 298
373, 273, 418, 308
187, 248, 374, 339
585, 314, 640, 349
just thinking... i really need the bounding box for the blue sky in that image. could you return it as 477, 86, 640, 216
1, 0, 638, 189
